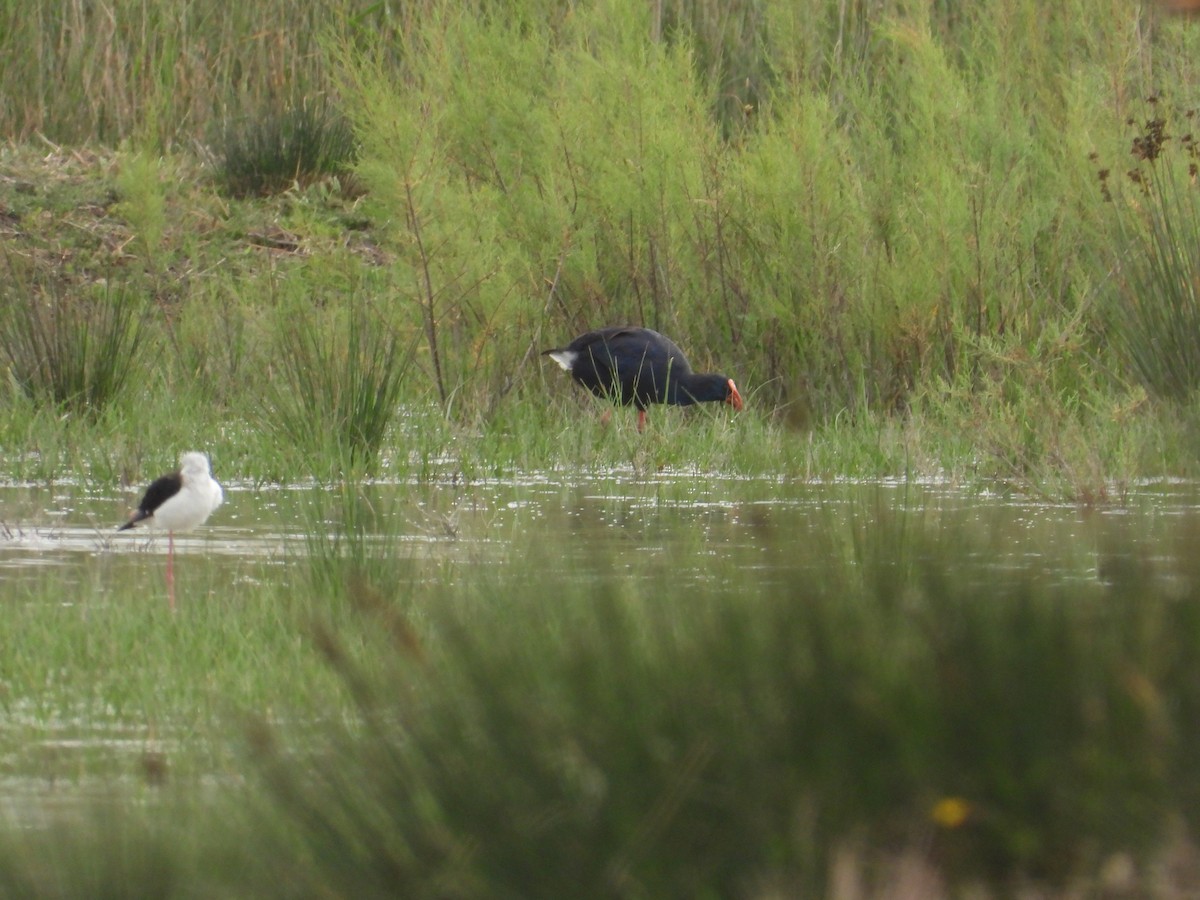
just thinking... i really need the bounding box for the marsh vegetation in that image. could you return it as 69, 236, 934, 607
3, 0, 1200, 894
2, 477, 1200, 896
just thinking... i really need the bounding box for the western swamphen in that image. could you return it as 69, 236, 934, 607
119, 451, 224, 611
543, 326, 744, 431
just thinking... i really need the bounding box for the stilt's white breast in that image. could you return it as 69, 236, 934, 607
155, 452, 223, 533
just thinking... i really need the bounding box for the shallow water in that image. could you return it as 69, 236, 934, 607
0, 472, 1197, 596
2, 471, 1199, 820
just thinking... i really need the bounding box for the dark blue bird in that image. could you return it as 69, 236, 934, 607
544, 326, 743, 431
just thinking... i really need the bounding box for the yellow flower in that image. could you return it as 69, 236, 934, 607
931, 796, 971, 829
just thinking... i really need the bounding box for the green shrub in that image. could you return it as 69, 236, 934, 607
217, 98, 358, 198
0, 262, 152, 418
261, 292, 414, 476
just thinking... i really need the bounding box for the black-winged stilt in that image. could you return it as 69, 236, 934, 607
118, 451, 224, 610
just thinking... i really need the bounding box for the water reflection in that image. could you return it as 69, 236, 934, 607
2, 472, 1200, 819
0, 474, 1197, 595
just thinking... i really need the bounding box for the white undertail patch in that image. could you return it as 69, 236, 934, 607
547, 350, 578, 372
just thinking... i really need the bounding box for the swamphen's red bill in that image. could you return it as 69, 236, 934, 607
726, 379, 744, 411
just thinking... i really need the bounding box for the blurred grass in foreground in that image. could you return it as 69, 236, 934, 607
2, 506, 1199, 896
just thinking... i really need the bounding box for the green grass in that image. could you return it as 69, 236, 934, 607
6, 3, 1200, 890
217, 98, 358, 198
1, 0, 1199, 490
261, 291, 416, 479
254, 505, 1200, 895
0, 496, 1197, 894
0, 258, 152, 420
0, 567, 349, 778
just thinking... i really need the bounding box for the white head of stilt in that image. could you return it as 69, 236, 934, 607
180, 451, 212, 480
165, 451, 223, 530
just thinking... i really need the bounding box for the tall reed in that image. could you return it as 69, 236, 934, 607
0, 0, 398, 146
1100, 98, 1200, 401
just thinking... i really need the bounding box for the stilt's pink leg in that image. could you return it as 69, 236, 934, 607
637, 409, 647, 432
167, 531, 176, 612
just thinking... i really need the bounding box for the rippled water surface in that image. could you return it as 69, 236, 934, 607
2, 472, 1200, 824
0, 473, 1197, 594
